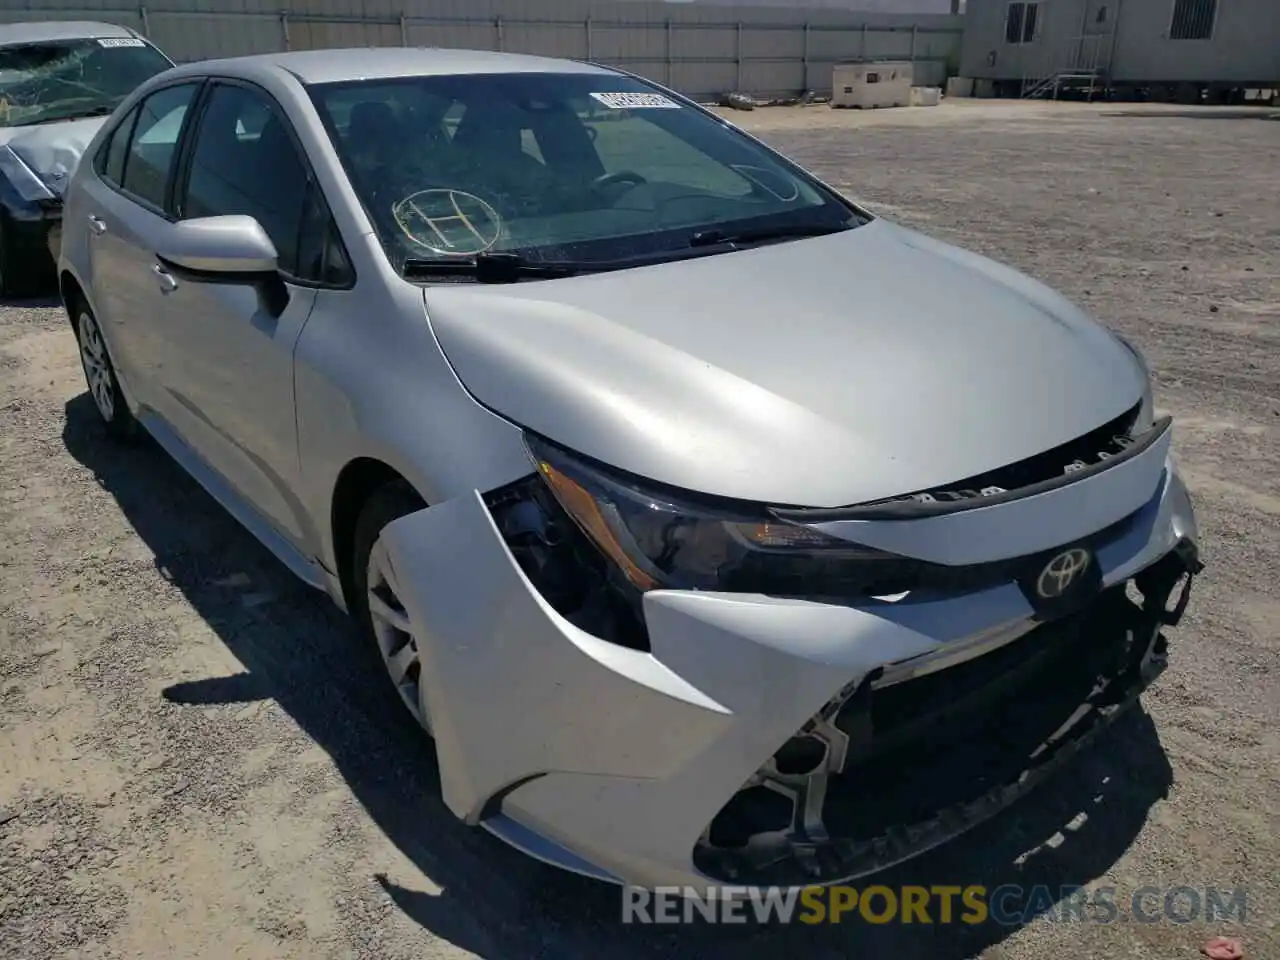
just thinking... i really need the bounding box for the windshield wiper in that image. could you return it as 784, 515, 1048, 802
402, 252, 583, 284
10, 104, 114, 127
687, 221, 854, 248
401, 227, 854, 283
70, 104, 115, 119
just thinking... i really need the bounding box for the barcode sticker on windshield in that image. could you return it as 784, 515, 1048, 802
97, 37, 146, 48
589, 92, 680, 110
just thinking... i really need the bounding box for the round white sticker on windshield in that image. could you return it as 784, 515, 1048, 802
589, 92, 680, 110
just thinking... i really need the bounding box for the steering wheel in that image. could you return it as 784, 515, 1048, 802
590, 170, 648, 193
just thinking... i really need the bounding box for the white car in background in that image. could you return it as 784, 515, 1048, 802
0, 20, 173, 295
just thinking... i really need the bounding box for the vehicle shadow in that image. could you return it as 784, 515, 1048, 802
62, 392, 1175, 959
0, 293, 61, 310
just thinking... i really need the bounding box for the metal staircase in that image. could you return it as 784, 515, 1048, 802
1021, 68, 1103, 100
1021, 31, 1113, 100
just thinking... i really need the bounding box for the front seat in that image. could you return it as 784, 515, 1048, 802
183, 97, 253, 220
343, 100, 403, 202
450, 99, 544, 181
346, 101, 397, 166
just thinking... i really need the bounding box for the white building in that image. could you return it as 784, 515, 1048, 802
960, 0, 1280, 98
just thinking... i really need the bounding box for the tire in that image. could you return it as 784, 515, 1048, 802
350, 480, 432, 734
73, 299, 139, 441
0, 220, 16, 299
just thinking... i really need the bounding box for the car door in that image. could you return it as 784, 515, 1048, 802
78, 81, 201, 410
149, 79, 347, 553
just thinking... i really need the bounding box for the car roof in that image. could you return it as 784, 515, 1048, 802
168, 46, 619, 86
0, 20, 138, 47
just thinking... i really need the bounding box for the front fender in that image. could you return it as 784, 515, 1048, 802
378, 490, 734, 822
292, 275, 532, 582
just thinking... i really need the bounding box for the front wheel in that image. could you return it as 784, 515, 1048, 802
75, 302, 138, 441
350, 481, 432, 734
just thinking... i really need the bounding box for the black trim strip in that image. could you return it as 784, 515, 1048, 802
774, 416, 1172, 523
156, 255, 292, 317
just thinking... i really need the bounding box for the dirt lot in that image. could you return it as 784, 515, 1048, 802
1, 100, 1277, 959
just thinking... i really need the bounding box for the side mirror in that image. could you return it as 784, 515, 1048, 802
157, 215, 278, 277
156, 215, 289, 315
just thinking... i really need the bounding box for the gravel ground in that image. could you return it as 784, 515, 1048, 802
1, 100, 1277, 959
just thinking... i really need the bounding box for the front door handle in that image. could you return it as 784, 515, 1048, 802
152, 263, 178, 294
87, 214, 107, 235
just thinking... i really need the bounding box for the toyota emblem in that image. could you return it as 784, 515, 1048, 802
1035, 547, 1092, 600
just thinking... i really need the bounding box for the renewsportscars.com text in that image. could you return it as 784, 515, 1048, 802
621, 884, 1249, 926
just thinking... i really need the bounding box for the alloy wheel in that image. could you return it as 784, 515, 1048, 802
366, 536, 430, 731
78, 310, 116, 422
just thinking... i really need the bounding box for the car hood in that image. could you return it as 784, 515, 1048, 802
424, 219, 1145, 507
0, 115, 106, 198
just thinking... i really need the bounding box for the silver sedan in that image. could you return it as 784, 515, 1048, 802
57, 47, 1202, 892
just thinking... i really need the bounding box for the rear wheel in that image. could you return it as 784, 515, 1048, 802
350, 481, 432, 733
75, 301, 138, 441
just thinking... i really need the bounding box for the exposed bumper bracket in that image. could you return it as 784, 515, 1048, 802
694, 542, 1201, 888
1137, 537, 1201, 627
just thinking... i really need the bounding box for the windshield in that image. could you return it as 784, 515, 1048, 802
0, 37, 173, 128
309, 72, 862, 271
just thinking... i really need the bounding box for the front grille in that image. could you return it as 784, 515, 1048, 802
725, 505, 1138, 601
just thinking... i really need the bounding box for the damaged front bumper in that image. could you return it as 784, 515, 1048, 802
694, 542, 1198, 887
0, 144, 64, 278
378, 453, 1200, 892
0, 201, 62, 281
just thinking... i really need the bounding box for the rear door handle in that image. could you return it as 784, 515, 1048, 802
87, 214, 107, 235
152, 263, 178, 293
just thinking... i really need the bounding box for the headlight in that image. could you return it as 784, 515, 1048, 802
524, 434, 906, 596
1117, 335, 1155, 435
0, 145, 58, 204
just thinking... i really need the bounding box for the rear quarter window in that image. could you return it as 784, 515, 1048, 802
94, 105, 138, 185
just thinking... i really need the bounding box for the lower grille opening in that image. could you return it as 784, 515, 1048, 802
706, 786, 795, 849
695, 551, 1195, 887
824, 588, 1142, 839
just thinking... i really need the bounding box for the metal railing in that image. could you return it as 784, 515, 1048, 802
1021, 33, 1113, 99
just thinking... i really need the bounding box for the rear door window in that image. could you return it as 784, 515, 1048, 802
120, 82, 199, 211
